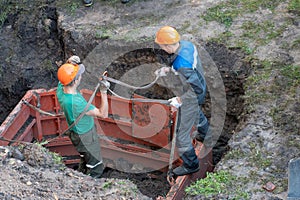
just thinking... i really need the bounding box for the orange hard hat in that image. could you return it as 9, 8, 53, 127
57, 63, 85, 85
155, 26, 180, 45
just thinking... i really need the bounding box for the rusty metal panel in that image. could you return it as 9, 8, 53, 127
0, 101, 31, 145
132, 100, 172, 147
0, 87, 214, 200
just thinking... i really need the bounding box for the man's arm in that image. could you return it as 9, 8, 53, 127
86, 92, 108, 118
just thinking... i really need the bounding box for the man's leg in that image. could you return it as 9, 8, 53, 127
196, 110, 209, 141
194, 109, 214, 148
173, 106, 200, 176
78, 127, 104, 178
83, 151, 104, 178
78, 154, 87, 174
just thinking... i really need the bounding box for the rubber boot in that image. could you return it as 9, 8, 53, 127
89, 163, 104, 179
121, 0, 131, 3
83, 0, 93, 7
173, 149, 200, 176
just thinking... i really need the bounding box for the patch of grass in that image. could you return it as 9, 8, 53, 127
208, 31, 234, 44
246, 64, 272, 87
179, 20, 191, 33
202, 3, 237, 29
129, 12, 165, 28
117, 180, 127, 185
185, 170, 250, 199
0, 0, 14, 27
242, 21, 278, 41
245, 141, 272, 168
288, 0, 300, 14
279, 65, 300, 87
250, 149, 272, 168
202, 0, 286, 28
241, 19, 290, 48
244, 62, 299, 135
226, 148, 245, 160
243, 60, 276, 106
291, 37, 300, 49
49, 151, 64, 165
103, 180, 113, 189
70, 2, 80, 12
95, 28, 112, 39
235, 40, 254, 54
55, 0, 80, 14
207, 13, 291, 55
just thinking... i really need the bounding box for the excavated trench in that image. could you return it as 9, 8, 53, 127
88, 44, 250, 198
0, 43, 250, 199
0, 4, 250, 199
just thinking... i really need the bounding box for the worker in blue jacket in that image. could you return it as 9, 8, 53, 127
154, 26, 210, 176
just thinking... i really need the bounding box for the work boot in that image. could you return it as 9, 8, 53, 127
121, 0, 131, 3
173, 163, 200, 176
89, 163, 104, 179
173, 149, 200, 176
83, 0, 93, 7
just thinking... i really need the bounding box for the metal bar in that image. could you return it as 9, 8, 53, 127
14, 119, 36, 143
0, 104, 30, 145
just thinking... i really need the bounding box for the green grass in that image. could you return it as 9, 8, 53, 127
202, 0, 291, 55
55, 0, 80, 14
204, 0, 290, 55
202, 0, 286, 28
291, 37, 300, 49
244, 62, 299, 135
240, 20, 284, 45
288, 0, 300, 13
243, 60, 276, 111
185, 170, 250, 199
95, 26, 113, 39
50, 151, 64, 165
103, 180, 113, 189
0, 0, 13, 27
249, 148, 272, 168
226, 148, 246, 159
279, 65, 300, 87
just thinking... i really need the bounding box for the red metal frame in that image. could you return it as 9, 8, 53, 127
0, 88, 214, 200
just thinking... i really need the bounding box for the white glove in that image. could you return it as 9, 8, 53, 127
154, 67, 170, 77
100, 80, 110, 93
68, 55, 81, 64
168, 97, 182, 108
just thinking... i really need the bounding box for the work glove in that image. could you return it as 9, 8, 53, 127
99, 71, 110, 93
99, 80, 110, 93
168, 97, 182, 108
68, 55, 81, 64
154, 67, 170, 77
